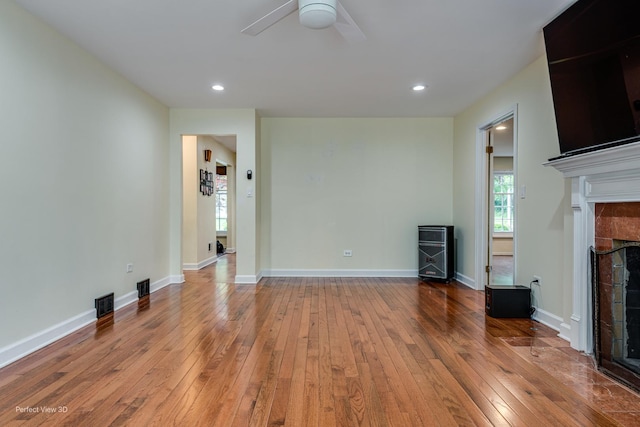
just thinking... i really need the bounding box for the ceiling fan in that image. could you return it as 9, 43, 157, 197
241, 0, 366, 43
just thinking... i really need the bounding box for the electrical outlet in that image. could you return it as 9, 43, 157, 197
532, 275, 542, 286
343, 249, 353, 257
126, 263, 133, 273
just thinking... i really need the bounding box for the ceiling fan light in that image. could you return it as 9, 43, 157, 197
299, 0, 337, 29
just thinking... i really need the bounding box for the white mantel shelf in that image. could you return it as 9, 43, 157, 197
544, 140, 640, 353
544, 140, 640, 178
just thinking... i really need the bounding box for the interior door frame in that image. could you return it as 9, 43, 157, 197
474, 105, 518, 290
486, 128, 495, 286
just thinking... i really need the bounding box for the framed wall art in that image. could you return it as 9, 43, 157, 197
200, 169, 214, 196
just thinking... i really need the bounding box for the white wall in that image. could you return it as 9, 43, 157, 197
260, 118, 454, 275
0, 1, 170, 357
182, 136, 198, 265
453, 55, 569, 322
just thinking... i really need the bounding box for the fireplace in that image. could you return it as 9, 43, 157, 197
545, 140, 640, 383
592, 202, 640, 390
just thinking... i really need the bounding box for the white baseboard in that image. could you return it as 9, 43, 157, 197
225, 248, 236, 253
558, 322, 572, 342
235, 274, 260, 284
183, 255, 217, 271
114, 290, 138, 312
153, 276, 173, 291
531, 306, 569, 343
454, 272, 476, 289
0, 275, 173, 369
170, 274, 185, 284
0, 309, 95, 369
262, 269, 418, 278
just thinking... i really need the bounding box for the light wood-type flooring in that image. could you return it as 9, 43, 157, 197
1, 253, 640, 426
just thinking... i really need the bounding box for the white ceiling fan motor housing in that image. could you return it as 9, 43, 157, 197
299, 0, 337, 29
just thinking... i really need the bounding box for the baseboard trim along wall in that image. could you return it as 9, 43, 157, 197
0, 275, 174, 369
262, 269, 419, 278
454, 272, 475, 289
234, 274, 262, 285
531, 306, 569, 342
169, 274, 185, 284
182, 255, 217, 271
558, 322, 572, 342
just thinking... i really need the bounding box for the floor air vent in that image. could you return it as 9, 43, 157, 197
137, 278, 150, 298
95, 293, 114, 318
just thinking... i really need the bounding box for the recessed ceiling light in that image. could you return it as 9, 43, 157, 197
211, 85, 224, 91
496, 125, 507, 130
412, 85, 427, 91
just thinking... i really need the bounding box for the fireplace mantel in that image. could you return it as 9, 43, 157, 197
546, 141, 640, 178
545, 140, 640, 353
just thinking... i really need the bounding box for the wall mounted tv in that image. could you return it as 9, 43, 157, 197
543, 0, 640, 159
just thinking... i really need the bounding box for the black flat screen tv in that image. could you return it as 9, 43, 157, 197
543, 0, 640, 159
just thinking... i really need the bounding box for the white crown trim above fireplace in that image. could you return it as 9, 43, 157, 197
545, 140, 640, 353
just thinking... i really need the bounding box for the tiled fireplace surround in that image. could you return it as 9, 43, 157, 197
594, 202, 640, 389
547, 140, 640, 388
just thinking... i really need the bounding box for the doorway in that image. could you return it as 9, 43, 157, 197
489, 117, 515, 285
475, 108, 517, 289
181, 134, 236, 271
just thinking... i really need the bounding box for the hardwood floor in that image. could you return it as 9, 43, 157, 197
1, 254, 639, 426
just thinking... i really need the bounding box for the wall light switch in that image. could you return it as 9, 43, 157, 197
519, 184, 526, 199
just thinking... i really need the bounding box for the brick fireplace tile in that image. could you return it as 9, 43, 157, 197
600, 326, 613, 359
595, 203, 612, 238
597, 255, 613, 286
599, 282, 613, 322
612, 217, 640, 241
595, 237, 612, 251
611, 201, 640, 217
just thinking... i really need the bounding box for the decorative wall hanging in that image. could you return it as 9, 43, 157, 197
200, 169, 214, 196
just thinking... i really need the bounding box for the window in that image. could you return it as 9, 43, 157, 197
215, 174, 227, 232
494, 172, 514, 232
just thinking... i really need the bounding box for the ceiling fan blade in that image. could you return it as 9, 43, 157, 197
241, 0, 299, 36
334, 1, 366, 43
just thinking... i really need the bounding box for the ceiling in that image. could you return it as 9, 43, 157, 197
13, 0, 575, 118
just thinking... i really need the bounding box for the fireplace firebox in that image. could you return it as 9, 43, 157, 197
592, 206, 640, 391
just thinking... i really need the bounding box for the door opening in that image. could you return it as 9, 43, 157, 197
475, 107, 517, 290
488, 117, 515, 285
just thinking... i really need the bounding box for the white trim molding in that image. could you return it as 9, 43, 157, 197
0, 310, 95, 369
262, 269, 419, 278
0, 275, 174, 369
170, 274, 185, 284
183, 255, 217, 271
234, 273, 262, 284
531, 306, 564, 336
153, 276, 174, 292
545, 140, 640, 353
454, 272, 475, 289
475, 105, 519, 291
